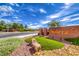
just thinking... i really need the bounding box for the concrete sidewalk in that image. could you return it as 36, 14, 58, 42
12, 33, 38, 38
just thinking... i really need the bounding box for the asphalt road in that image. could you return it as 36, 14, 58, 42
0, 32, 38, 38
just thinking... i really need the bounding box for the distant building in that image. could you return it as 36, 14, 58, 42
1, 28, 18, 32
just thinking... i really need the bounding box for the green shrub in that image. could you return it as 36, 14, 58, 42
35, 36, 64, 50
24, 37, 33, 43
65, 37, 79, 45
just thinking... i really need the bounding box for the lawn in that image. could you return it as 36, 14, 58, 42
0, 38, 24, 56
65, 37, 79, 45
35, 36, 64, 50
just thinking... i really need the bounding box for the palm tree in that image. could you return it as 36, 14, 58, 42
48, 20, 60, 28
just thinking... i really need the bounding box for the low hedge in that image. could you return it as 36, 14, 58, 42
24, 37, 33, 43
65, 37, 79, 45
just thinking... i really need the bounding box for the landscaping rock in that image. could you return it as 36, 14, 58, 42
33, 45, 79, 56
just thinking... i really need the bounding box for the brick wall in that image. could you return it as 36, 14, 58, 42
39, 25, 79, 40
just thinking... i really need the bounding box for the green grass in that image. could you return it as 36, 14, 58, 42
35, 36, 64, 50
65, 37, 79, 45
0, 38, 24, 56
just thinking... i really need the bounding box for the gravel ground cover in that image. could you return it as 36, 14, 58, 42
33, 45, 79, 56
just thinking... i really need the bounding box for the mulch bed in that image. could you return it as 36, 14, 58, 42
10, 43, 35, 56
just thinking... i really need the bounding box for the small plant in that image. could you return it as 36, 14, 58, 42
24, 37, 33, 43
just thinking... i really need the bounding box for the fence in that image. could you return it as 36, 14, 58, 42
38, 26, 79, 40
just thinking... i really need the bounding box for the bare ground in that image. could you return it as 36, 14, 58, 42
10, 43, 35, 56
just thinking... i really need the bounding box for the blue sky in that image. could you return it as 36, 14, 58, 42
0, 3, 79, 29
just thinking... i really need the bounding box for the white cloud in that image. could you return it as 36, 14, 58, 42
29, 8, 34, 12
47, 3, 73, 19
0, 6, 15, 18
34, 23, 38, 25
13, 19, 22, 22
28, 24, 42, 29
60, 14, 79, 22
9, 3, 19, 7
27, 8, 46, 14
29, 23, 33, 26
64, 3, 71, 5
9, 3, 15, 6
14, 16, 18, 19
28, 23, 38, 26
39, 8, 47, 13
70, 17, 79, 21
68, 14, 79, 18
40, 20, 51, 24
8, 6, 14, 11
0, 19, 11, 23
26, 7, 35, 12
31, 14, 36, 17
48, 14, 60, 19
16, 19, 22, 22
0, 12, 10, 18
15, 4, 19, 7
60, 18, 70, 22
47, 9, 65, 19
27, 22, 43, 29
0, 5, 14, 12
64, 3, 73, 9
66, 24, 79, 26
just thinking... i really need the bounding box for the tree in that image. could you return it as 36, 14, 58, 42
11, 22, 26, 32
48, 20, 60, 28
0, 20, 6, 31
0, 20, 28, 32
18, 23, 25, 31
48, 20, 64, 41
24, 25, 27, 29
5, 23, 13, 32
0, 20, 5, 25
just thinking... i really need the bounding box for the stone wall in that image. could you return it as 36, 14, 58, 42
38, 28, 49, 36
39, 25, 79, 40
